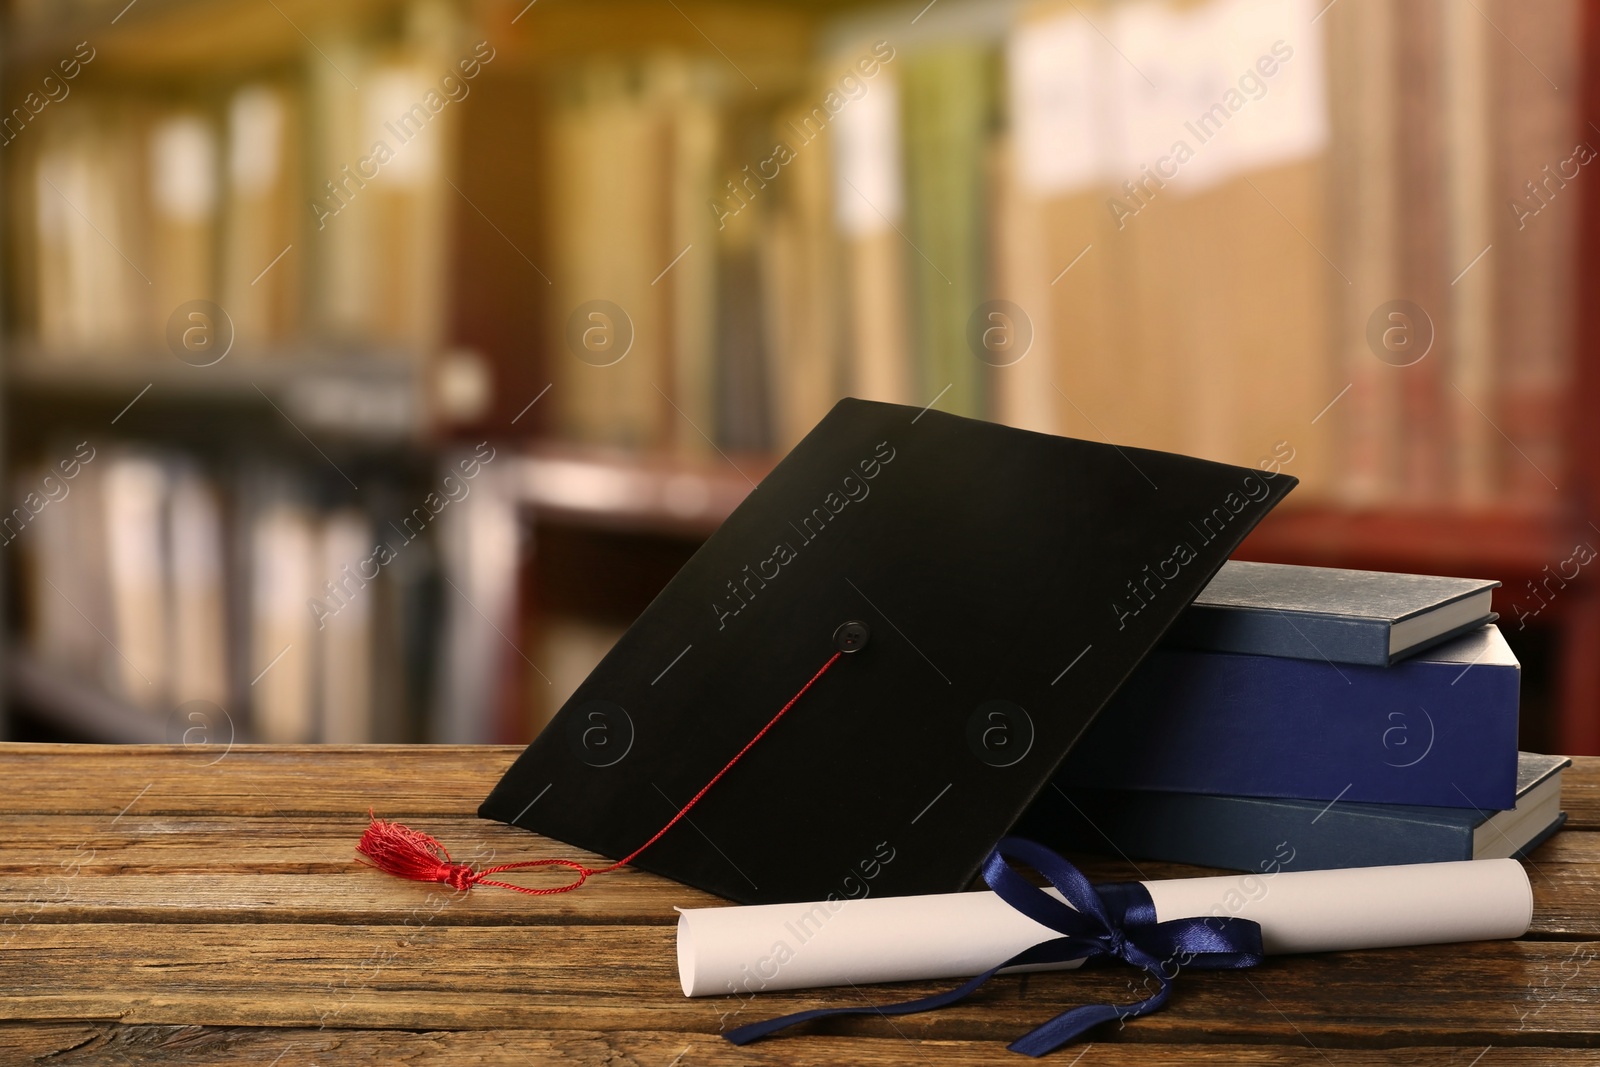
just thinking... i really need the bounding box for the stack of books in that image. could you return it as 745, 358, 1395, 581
1024, 561, 1569, 872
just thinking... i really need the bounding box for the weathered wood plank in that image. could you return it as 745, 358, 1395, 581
1, 1025, 1586, 1067
0, 814, 601, 878
0, 813, 716, 925
1519, 832, 1600, 938
0, 816, 1592, 932
1, 922, 1597, 1045
1562, 756, 1600, 830
0, 745, 521, 817
3, 745, 1595, 1064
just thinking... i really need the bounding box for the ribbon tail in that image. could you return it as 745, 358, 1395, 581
1008, 1003, 1123, 1058
725, 964, 1002, 1046
725, 936, 1085, 1047
1007, 973, 1171, 1057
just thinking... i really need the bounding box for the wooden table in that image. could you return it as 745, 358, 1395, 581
2, 744, 1598, 1065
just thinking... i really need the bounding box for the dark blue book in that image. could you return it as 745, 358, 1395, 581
1021, 752, 1568, 872
1061, 624, 1519, 809
1165, 560, 1499, 666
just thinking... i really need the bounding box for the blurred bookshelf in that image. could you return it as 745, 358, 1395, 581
2, 0, 1598, 753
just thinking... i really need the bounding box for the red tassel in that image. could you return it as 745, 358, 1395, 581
356, 812, 475, 891
356, 649, 845, 895
356, 810, 597, 895
356, 810, 599, 895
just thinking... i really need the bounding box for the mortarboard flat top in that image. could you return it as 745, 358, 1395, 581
480, 398, 1296, 905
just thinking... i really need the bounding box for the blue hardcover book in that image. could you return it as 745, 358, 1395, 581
1164, 560, 1499, 666
1021, 752, 1568, 872
1061, 624, 1520, 809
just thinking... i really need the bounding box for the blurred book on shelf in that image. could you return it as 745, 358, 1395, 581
488, 0, 1576, 504
13, 445, 449, 743
0, 0, 1594, 750
8, 8, 465, 363
222, 83, 303, 348
5, 0, 1580, 487
248, 494, 319, 743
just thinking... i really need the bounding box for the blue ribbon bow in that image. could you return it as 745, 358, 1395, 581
725, 836, 1265, 1057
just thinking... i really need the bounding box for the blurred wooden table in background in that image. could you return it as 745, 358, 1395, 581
2, 744, 1599, 1065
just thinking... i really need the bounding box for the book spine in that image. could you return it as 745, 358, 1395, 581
1020, 787, 1473, 873
1063, 639, 1520, 808
900, 45, 993, 419
547, 61, 672, 449
651, 55, 720, 457
1164, 605, 1390, 666
1391, 1, 1452, 504
834, 65, 913, 407
1491, 0, 1578, 504
1443, 0, 1497, 504
1392, 1, 1452, 504
763, 83, 842, 451
1327, 0, 1401, 504
984, 129, 1055, 433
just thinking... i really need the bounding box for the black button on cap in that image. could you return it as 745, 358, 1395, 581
834, 620, 870, 653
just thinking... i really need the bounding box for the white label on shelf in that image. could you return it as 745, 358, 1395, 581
1109, 0, 1327, 196
366, 66, 439, 187
1007, 13, 1109, 195
151, 116, 218, 221
833, 73, 904, 236
229, 86, 285, 195
1214, 0, 1328, 187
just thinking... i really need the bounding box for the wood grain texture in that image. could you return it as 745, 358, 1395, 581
4, 920, 1599, 1042
1, 744, 1594, 1064
7, 1026, 1595, 1067
1561, 756, 1600, 829
0, 817, 1592, 935
0, 745, 521, 817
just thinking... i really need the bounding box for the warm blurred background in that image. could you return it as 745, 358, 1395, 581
1, 0, 1596, 753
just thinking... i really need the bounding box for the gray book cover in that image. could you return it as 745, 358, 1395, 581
1164, 560, 1499, 666
1022, 752, 1569, 872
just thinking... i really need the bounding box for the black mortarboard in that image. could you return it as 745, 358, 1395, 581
480, 398, 1296, 904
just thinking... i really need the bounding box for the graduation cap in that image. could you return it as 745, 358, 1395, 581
470, 398, 1295, 905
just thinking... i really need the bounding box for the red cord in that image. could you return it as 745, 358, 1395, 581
357, 650, 844, 895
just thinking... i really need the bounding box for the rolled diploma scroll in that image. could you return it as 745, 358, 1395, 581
678, 859, 1532, 996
